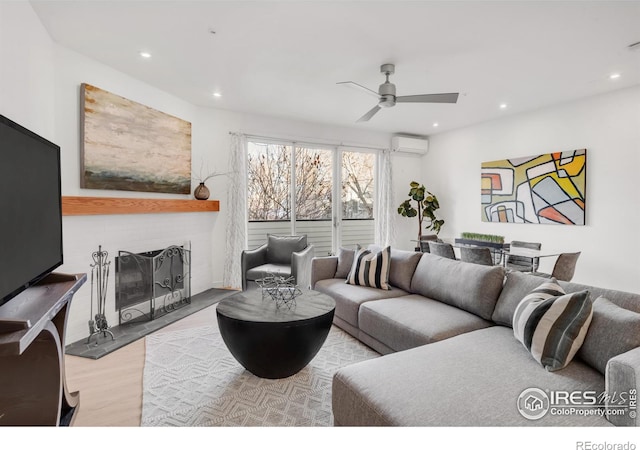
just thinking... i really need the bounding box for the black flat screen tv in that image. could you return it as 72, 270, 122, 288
0, 114, 63, 307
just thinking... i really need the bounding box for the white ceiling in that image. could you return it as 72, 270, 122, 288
30, 1, 640, 136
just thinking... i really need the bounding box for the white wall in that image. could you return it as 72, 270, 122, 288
0, 1, 54, 138
389, 153, 426, 251
424, 86, 640, 293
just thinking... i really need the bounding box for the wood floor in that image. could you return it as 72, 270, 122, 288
65, 303, 218, 426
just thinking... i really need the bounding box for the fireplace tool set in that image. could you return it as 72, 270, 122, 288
87, 245, 115, 345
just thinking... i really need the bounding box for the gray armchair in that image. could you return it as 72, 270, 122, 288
241, 234, 315, 290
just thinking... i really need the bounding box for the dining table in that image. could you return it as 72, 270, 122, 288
440, 238, 562, 272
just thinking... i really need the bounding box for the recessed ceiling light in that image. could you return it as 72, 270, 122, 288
433, 122, 439, 127
609, 73, 621, 80
213, 92, 222, 98
499, 103, 508, 109
139, 51, 152, 59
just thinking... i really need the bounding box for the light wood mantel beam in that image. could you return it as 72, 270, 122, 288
61, 196, 220, 216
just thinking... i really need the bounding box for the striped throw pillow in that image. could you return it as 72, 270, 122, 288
513, 279, 593, 372
345, 246, 391, 290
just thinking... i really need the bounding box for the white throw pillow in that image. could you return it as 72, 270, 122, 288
513, 279, 593, 372
345, 246, 391, 290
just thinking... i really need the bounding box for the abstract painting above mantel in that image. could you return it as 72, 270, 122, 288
481, 149, 586, 225
80, 83, 192, 194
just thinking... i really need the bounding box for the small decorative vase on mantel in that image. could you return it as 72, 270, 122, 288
194, 182, 210, 200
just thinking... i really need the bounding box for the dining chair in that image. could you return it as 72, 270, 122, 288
428, 241, 456, 260
419, 234, 439, 252
460, 246, 494, 266
505, 240, 541, 272
532, 252, 581, 282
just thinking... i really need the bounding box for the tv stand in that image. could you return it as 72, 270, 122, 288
0, 272, 86, 426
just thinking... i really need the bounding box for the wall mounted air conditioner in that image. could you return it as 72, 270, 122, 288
390, 135, 429, 155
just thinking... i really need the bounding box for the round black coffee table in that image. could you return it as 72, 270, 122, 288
216, 289, 335, 379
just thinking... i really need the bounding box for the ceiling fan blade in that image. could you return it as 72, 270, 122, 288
337, 81, 380, 98
357, 105, 381, 122
396, 93, 459, 104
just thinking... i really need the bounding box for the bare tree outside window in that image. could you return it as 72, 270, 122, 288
342, 151, 375, 219
247, 142, 291, 220
247, 141, 376, 254
295, 147, 332, 220
247, 143, 334, 221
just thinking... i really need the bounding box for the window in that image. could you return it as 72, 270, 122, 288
247, 139, 376, 255
340, 151, 375, 249
247, 142, 292, 220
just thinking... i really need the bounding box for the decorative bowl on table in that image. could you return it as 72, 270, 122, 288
255, 273, 302, 308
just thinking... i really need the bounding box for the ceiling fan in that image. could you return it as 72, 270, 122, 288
337, 64, 459, 122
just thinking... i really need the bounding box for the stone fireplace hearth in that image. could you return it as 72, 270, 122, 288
64, 287, 235, 360
64, 243, 239, 360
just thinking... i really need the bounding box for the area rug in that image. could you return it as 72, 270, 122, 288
141, 321, 379, 426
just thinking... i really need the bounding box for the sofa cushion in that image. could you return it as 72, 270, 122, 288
335, 246, 357, 279
313, 278, 408, 327
559, 280, 640, 314
266, 234, 307, 264
366, 244, 422, 291
346, 246, 391, 290
387, 248, 422, 292
245, 263, 291, 282
513, 280, 593, 371
332, 326, 608, 426
492, 271, 551, 326
358, 294, 493, 352
605, 347, 640, 427
494, 270, 640, 320
578, 296, 640, 374
409, 253, 505, 320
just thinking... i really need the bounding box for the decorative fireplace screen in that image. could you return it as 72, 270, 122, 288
115, 245, 191, 324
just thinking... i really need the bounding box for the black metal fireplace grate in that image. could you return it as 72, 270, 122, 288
115, 245, 191, 325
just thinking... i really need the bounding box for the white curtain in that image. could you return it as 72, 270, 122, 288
223, 133, 247, 289
375, 149, 395, 247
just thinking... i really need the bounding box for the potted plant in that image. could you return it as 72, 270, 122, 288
455, 232, 506, 250
397, 181, 444, 243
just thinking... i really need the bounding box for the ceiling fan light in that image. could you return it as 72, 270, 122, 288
345, 64, 459, 122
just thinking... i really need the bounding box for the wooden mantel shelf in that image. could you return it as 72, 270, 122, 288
62, 196, 220, 216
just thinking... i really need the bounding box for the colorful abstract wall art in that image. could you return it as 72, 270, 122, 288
81, 83, 192, 194
481, 150, 586, 225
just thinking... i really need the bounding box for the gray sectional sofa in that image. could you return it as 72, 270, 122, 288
310, 246, 640, 426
